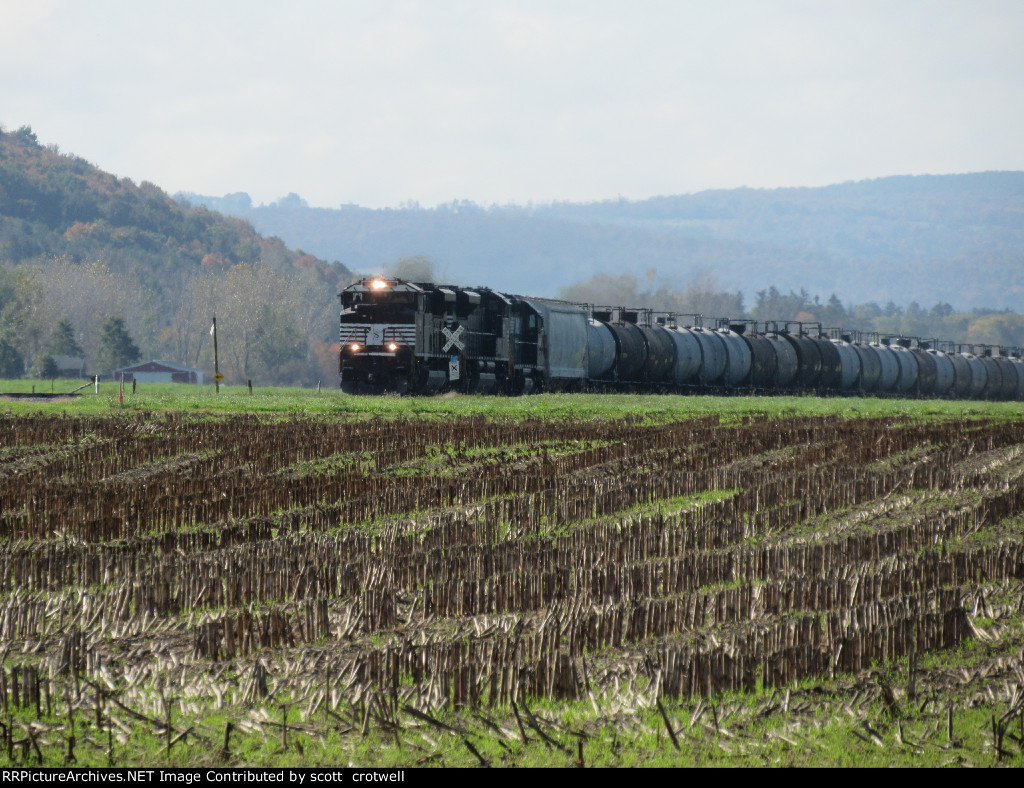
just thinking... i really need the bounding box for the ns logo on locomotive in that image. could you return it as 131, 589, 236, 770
339, 277, 1024, 400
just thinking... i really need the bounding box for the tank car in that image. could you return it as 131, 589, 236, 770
780, 324, 823, 389
828, 331, 862, 391
907, 340, 937, 396
763, 323, 799, 388
714, 320, 752, 387
1008, 352, 1024, 399
687, 319, 729, 386
920, 342, 956, 397
989, 349, 1020, 401
958, 346, 989, 399
738, 322, 778, 389
942, 342, 973, 399
663, 320, 703, 386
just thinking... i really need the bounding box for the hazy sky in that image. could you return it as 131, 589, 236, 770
4, 0, 1023, 208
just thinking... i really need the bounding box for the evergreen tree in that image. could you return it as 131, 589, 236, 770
818, 294, 848, 328
34, 355, 60, 380
44, 319, 83, 356
96, 316, 139, 374
0, 339, 24, 378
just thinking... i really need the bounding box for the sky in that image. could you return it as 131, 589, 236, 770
3, 0, 1023, 209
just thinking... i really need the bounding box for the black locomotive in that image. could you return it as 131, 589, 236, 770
339, 277, 1024, 400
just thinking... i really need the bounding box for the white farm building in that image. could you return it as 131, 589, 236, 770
113, 360, 205, 385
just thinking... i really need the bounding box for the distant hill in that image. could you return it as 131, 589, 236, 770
182, 172, 1024, 310
0, 126, 352, 290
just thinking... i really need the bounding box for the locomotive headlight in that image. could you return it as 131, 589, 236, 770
370, 278, 388, 290
387, 342, 398, 352
350, 343, 361, 352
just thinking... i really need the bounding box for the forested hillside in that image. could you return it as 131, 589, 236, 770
0, 126, 353, 384
184, 171, 1024, 312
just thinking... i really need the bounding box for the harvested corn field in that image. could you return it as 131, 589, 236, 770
1, 409, 1023, 767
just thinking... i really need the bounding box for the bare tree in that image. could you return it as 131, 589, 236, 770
30, 258, 157, 367
383, 256, 437, 282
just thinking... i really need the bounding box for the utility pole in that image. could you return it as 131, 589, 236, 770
211, 316, 222, 394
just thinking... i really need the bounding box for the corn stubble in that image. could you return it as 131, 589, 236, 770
1, 411, 1023, 766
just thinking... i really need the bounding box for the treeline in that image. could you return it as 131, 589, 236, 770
557, 272, 1024, 349
0, 259, 345, 384
0, 126, 353, 384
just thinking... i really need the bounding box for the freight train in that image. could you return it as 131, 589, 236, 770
339, 277, 1024, 400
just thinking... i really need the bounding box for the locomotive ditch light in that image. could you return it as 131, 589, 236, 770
370, 278, 389, 290
350, 343, 361, 352
387, 342, 398, 352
